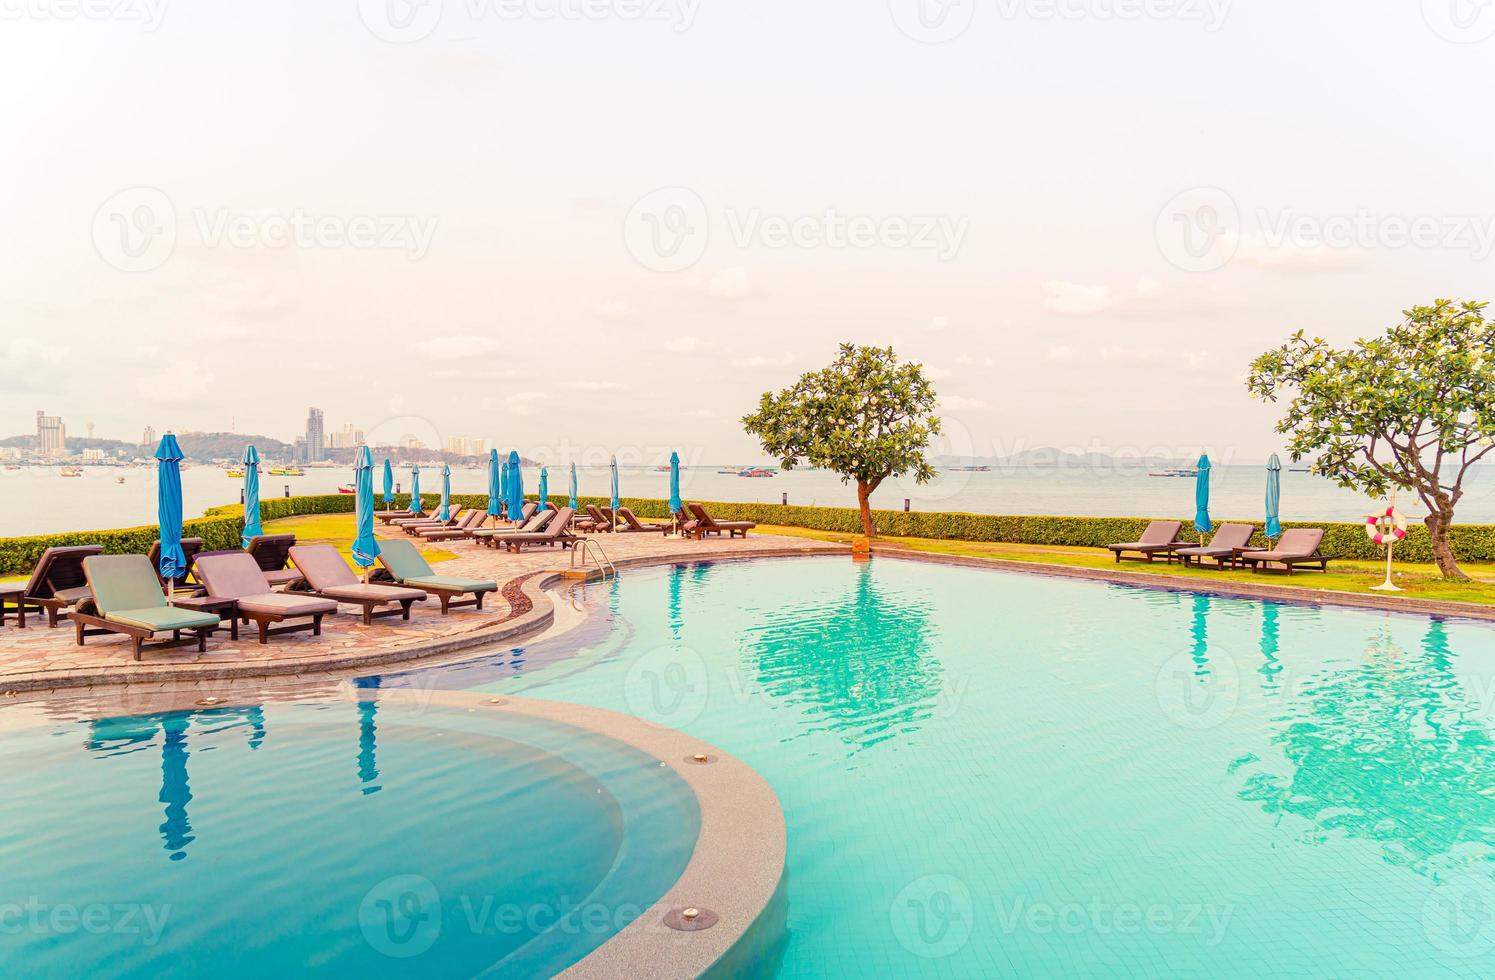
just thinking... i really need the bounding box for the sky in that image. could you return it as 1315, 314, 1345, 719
3, 0, 1493, 467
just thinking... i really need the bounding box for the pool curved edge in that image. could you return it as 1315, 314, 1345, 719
398, 689, 786, 980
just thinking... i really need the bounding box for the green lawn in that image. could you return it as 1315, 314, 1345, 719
759, 525, 1495, 606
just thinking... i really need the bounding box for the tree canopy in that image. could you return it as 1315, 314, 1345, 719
1246, 299, 1495, 578
742, 343, 942, 536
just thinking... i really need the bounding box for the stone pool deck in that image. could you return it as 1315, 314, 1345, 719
0, 529, 842, 693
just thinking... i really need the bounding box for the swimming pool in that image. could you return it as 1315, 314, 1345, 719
0, 698, 699, 978
395, 556, 1495, 977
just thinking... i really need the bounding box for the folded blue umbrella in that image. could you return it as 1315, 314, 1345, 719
506, 451, 524, 521
408, 466, 421, 515
487, 449, 501, 518
568, 462, 578, 509
1193, 454, 1213, 538
538, 467, 549, 511
352, 447, 381, 571
155, 434, 186, 590
609, 455, 621, 531
1265, 454, 1283, 542
667, 451, 682, 517
381, 458, 394, 508
241, 444, 262, 548
438, 464, 452, 522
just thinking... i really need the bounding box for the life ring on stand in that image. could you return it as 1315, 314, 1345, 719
1365, 506, 1408, 546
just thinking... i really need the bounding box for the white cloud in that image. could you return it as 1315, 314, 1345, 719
414, 334, 502, 359
135, 359, 217, 404
565, 380, 627, 391
956, 353, 994, 367
927, 315, 951, 332
594, 300, 632, 319
940, 395, 989, 411
707, 266, 752, 299
1098, 347, 1210, 370
924, 365, 954, 381
1236, 235, 1355, 271
664, 335, 706, 353
1042, 281, 1117, 315
733, 351, 795, 368
504, 391, 550, 416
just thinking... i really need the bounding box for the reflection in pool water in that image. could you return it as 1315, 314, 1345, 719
412, 556, 1495, 977
0, 699, 699, 978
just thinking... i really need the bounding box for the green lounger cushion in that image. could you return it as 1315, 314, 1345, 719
106, 606, 221, 632
404, 575, 498, 593
376, 538, 437, 581
86, 555, 169, 614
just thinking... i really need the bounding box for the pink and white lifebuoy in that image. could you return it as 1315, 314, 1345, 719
1365, 506, 1408, 546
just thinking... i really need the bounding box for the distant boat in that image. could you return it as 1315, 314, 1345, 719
269, 466, 305, 476
737, 467, 776, 478
1149, 468, 1199, 478
60, 467, 83, 477
337, 484, 356, 494
1289, 467, 1312, 473
115, 476, 126, 484
948, 465, 991, 472
226, 468, 244, 478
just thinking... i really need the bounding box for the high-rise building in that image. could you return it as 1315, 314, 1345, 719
446, 436, 469, 456
306, 408, 325, 462
142, 425, 156, 446
36, 410, 65, 456
473, 439, 486, 456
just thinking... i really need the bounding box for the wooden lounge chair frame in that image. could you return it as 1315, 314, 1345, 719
1239, 529, 1331, 575
497, 507, 578, 552
687, 503, 755, 539
22, 545, 103, 627
372, 539, 499, 613
71, 555, 221, 660
288, 545, 427, 625
193, 553, 339, 645
1174, 524, 1257, 570
1107, 521, 1188, 563
616, 507, 669, 533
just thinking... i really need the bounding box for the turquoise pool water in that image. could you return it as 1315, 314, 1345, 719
0, 700, 698, 978
395, 557, 1495, 977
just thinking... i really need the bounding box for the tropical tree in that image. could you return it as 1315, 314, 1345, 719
1246, 299, 1495, 579
742, 343, 941, 537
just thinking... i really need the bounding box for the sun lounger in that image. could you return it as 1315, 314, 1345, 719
378, 505, 425, 524
1238, 528, 1330, 574
394, 508, 465, 532
15, 544, 103, 627
582, 504, 613, 531
687, 503, 756, 539
374, 538, 499, 613
495, 507, 578, 552
617, 507, 669, 533
193, 552, 339, 644
1174, 523, 1257, 569
473, 508, 553, 548
246, 534, 304, 588
418, 509, 489, 541
288, 544, 427, 625
1107, 520, 1188, 563
71, 555, 221, 660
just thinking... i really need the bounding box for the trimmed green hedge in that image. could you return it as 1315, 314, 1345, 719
7, 493, 1492, 575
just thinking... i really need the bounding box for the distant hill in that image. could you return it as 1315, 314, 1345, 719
936, 447, 1191, 468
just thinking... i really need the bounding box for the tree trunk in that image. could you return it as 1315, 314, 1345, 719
1425, 511, 1467, 580
856, 481, 876, 538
